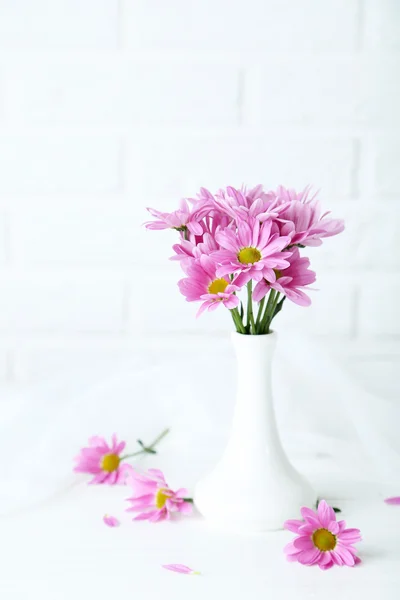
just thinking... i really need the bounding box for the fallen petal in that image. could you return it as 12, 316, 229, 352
103, 514, 120, 527
384, 497, 400, 505
162, 564, 200, 575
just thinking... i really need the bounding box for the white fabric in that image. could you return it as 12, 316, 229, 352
1, 332, 399, 599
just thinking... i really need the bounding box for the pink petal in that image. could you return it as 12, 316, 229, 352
107, 470, 118, 485
335, 545, 355, 566
300, 506, 318, 522
297, 548, 321, 566
284, 542, 301, 556
317, 499, 335, 527
162, 564, 199, 575
147, 468, 167, 484
284, 519, 305, 534
319, 560, 334, 570
103, 515, 120, 527
88, 471, 109, 485
116, 463, 132, 484
337, 520, 347, 532
177, 501, 193, 515
133, 511, 157, 521
330, 551, 343, 566
328, 521, 340, 535
300, 507, 320, 529
125, 494, 155, 510
174, 488, 190, 499
88, 436, 108, 448
298, 524, 315, 535
149, 508, 167, 522
286, 553, 301, 562
293, 536, 314, 551
187, 222, 203, 236
338, 528, 362, 543
384, 497, 400, 505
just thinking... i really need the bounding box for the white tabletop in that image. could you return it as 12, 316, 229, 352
1, 468, 399, 600
1, 336, 399, 599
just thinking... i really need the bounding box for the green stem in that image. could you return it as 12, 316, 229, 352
246, 281, 256, 334
121, 427, 170, 460
183, 498, 194, 503
269, 292, 281, 326
255, 297, 265, 333
260, 289, 276, 334
231, 307, 246, 334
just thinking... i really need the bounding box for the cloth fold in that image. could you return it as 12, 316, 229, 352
1, 332, 398, 516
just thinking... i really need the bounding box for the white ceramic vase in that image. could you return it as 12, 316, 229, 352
194, 331, 315, 531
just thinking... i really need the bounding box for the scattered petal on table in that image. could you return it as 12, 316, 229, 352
103, 514, 120, 527
384, 497, 400, 505
162, 564, 200, 575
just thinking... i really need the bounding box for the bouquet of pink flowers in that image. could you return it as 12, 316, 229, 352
145, 185, 344, 335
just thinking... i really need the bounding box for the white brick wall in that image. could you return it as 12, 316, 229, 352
0, 0, 398, 386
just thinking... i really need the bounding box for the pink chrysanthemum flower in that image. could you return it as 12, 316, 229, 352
269, 185, 344, 247
73, 434, 129, 485
253, 248, 316, 306
197, 185, 289, 224
284, 500, 362, 570
214, 219, 291, 287
126, 468, 192, 522
178, 254, 240, 316
145, 199, 203, 236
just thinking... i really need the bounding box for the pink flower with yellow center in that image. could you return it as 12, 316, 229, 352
214, 219, 291, 287
178, 254, 240, 316
73, 434, 130, 485
284, 500, 362, 570
253, 248, 316, 306
126, 468, 193, 522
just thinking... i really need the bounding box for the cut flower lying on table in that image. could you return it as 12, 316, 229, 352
126, 467, 193, 522
145, 184, 344, 334
284, 499, 362, 570
73, 429, 169, 485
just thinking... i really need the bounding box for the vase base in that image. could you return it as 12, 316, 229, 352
194, 467, 315, 533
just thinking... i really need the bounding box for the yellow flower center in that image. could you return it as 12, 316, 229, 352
101, 453, 121, 473
155, 488, 169, 509
237, 247, 261, 264
312, 528, 337, 552
208, 278, 229, 295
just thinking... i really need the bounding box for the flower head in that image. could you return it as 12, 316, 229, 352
126, 468, 192, 522
197, 184, 289, 224
284, 500, 362, 570
271, 185, 344, 247
73, 434, 129, 485
178, 254, 240, 316
214, 219, 291, 287
145, 199, 203, 235
253, 248, 316, 306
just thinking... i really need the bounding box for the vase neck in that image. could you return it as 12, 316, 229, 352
231, 332, 277, 384
228, 332, 280, 451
